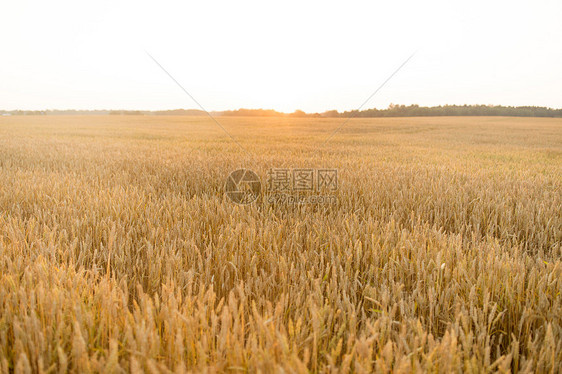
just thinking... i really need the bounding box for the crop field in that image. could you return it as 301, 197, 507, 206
0, 115, 561, 373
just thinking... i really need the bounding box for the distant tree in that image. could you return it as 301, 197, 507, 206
321, 110, 339, 118
289, 110, 307, 118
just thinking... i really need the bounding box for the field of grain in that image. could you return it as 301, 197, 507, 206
0, 115, 561, 373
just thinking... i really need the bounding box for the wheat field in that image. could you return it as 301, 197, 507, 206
0, 115, 561, 373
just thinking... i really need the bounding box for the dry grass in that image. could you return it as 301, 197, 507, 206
0, 115, 561, 373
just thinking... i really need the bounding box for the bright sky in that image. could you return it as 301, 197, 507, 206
2, 0, 561, 113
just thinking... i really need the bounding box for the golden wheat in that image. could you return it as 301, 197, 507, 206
0, 115, 561, 373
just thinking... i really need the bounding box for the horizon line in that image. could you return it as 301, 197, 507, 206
2, 103, 562, 114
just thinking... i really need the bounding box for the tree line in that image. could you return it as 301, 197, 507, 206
2, 105, 561, 118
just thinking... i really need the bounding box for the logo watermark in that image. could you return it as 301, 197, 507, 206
266, 193, 338, 205
225, 169, 261, 205
225, 168, 338, 205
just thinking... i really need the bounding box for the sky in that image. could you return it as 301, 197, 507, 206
1, 0, 561, 113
